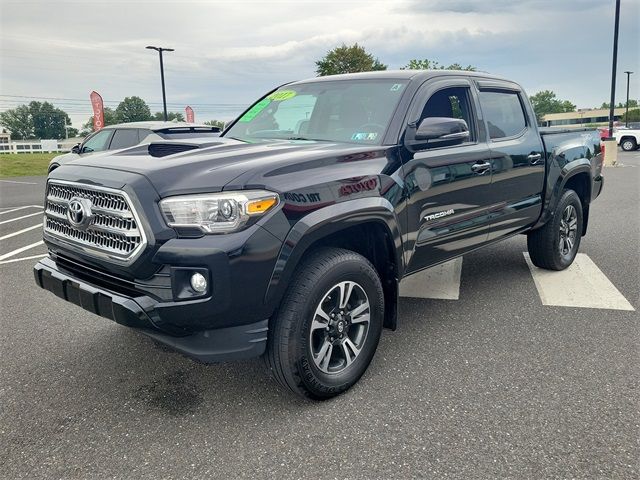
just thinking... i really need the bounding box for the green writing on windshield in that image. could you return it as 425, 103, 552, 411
238, 98, 271, 123
267, 90, 297, 101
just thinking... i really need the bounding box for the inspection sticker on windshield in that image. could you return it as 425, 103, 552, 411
238, 98, 271, 123
267, 90, 297, 101
390, 84, 404, 91
352, 132, 378, 141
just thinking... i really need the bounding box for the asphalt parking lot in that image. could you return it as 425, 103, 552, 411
1, 151, 638, 479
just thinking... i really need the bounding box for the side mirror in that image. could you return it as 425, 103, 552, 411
414, 117, 470, 145
71, 143, 81, 154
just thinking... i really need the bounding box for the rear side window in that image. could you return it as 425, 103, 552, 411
479, 91, 527, 139
109, 129, 140, 150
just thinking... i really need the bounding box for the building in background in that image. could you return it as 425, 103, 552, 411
542, 108, 626, 127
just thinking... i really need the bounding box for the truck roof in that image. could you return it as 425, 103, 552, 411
290, 69, 510, 85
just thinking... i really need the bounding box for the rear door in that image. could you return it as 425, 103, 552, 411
476, 83, 545, 240
400, 77, 494, 274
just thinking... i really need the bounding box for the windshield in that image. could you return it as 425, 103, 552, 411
224, 79, 408, 145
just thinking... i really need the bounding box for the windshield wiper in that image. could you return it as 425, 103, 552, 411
285, 136, 328, 142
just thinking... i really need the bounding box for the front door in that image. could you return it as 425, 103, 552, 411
399, 78, 494, 274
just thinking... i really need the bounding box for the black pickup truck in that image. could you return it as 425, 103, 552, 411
34, 71, 604, 399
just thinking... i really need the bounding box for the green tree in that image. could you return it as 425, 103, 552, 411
529, 90, 576, 122
621, 108, 640, 123
115, 96, 152, 123
80, 107, 118, 135
401, 59, 476, 71
0, 104, 33, 139
29, 101, 72, 139
0, 102, 72, 139
315, 43, 387, 76
204, 120, 225, 129
152, 111, 185, 122
601, 99, 639, 109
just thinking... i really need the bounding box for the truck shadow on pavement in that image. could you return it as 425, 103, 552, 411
36, 241, 534, 417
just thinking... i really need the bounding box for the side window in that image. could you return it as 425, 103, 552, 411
137, 129, 153, 143
109, 129, 140, 150
420, 87, 476, 142
479, 91, 527, 139
81, 129, 113, 153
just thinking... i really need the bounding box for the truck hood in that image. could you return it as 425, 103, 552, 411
61, 137, 389, 198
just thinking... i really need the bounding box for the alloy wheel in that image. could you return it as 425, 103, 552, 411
559, 204, 578, 258
309, 281, 371, 374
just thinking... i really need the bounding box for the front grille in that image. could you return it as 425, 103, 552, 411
44, 181, 147, 264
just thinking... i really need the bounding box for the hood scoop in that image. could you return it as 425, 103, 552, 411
148, 142, 201, 158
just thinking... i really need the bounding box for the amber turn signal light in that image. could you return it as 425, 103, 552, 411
247, 196, 278, 214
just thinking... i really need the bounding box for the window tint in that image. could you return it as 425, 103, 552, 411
479, 91, 527, 139
109, 129, 140, 150
81, 129, 113, 153
137, 129, 153, 142
420, 86, 475, 142
225, 80, 408, 144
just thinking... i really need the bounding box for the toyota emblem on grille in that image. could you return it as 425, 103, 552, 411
67, 197, 93, 229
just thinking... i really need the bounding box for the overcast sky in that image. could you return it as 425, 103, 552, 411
1, 0, 638, 128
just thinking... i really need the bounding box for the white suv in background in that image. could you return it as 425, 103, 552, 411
48, 121, 222, 173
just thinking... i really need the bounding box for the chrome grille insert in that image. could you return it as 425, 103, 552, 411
44, 180, 147, 264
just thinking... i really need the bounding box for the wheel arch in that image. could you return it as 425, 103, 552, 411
619, 135, 638, 149
558, 166, 591, 236
264, 197, 404, 330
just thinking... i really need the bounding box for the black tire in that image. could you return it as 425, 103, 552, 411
620, 137, 637, 152
264, 247, 384, 400
527, 189, 583, 270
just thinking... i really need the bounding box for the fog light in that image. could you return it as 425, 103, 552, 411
190, 272, 208, 293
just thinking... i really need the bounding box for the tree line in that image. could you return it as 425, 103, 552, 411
1, 43, 638, 139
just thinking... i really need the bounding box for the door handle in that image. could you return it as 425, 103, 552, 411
471, 161, 491, 174
528, 153, 543, 165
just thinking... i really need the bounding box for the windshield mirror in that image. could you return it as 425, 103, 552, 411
224, 79, 408, 145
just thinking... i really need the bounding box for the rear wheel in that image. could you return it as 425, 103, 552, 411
527, 189, 583, 270
264, 248, 384, 399
620, 137, 637, 151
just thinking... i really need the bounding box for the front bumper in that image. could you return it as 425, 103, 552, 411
33, 257, 268, 362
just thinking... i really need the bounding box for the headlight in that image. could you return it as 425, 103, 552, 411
159, 190, 279, 233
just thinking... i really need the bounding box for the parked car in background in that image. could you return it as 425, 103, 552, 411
47, 121, 222, 173
614, 126, 640, 151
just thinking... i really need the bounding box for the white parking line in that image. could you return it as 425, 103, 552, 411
0, 179, 39, 185
400, 258, 463, 300
0, 240, 44, 261
524, 253, 635, 311
0, 253, 47, 265
0, 211, 43, 225
0, 224, 42, 241
0, 205, 43, 216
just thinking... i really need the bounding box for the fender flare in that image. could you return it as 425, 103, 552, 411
263, 197, 404, 314
534, 159, 592, 230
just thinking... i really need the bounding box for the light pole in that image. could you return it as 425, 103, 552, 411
603, 0, 621, 167
624, 71, 633, 127
146, 46, 174, 121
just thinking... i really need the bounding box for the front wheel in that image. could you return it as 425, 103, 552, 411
264, 248, 384, 399
527, 189, 583, 270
